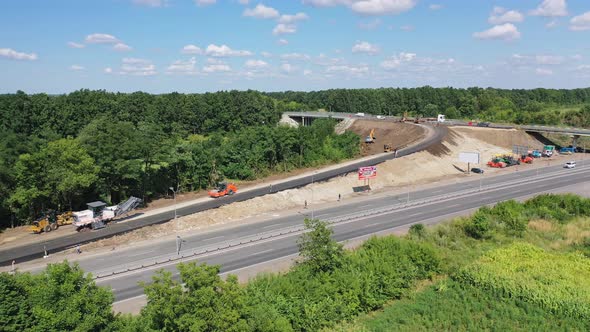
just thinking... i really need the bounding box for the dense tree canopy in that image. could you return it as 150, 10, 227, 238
0, 90, 358, 227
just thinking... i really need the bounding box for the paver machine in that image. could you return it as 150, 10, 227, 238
72, 196, 142, 231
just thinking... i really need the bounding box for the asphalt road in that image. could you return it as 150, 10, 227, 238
77, 162, 590, 302
0, 124, 445, 266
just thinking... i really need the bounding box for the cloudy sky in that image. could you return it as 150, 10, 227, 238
1, 0, 589, 93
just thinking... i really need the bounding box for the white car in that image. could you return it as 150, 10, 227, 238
376, 115, 385, 119
355, 112, 365, 117
564, 161, 576, 169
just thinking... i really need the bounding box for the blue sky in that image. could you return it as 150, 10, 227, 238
1, 0, 589, 93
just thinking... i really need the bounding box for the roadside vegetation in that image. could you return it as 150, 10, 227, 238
2, 193, 590, 331
0, 90, 358, 228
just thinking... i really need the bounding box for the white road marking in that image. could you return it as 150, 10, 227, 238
358, 204, 373, 208
263, 224, 279, 229
447, 203, 462, 208
253, 249, 273, 256
407, 212, 423, 217
202, 235, 224, 241
366, 222, 382, 227
127, 250, 156, 258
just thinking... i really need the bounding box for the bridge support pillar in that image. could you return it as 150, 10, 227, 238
302, 116, 305, 127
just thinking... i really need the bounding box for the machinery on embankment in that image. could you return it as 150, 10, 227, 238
72, 197, 142, 231
29, 211, 74, 234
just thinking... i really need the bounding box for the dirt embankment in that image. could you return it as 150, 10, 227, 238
347, 120, 425, 156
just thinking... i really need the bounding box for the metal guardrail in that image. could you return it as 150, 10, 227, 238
93, 164, 590, 279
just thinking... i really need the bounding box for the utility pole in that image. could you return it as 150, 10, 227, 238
169, 186, 180, 255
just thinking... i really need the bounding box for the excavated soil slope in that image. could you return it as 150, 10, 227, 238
348, 120, 425, 156
453, 126, 544, 150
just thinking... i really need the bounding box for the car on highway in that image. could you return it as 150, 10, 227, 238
477, 122, 490, 127
471, 167, 484, 174
376, 115, 385, 119
564, 161, 576, 169
355, 112, 365, 117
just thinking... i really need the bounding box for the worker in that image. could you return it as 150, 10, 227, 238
338, 194, 341, 202
304, 200, 308, 209
76, 245, 81, 254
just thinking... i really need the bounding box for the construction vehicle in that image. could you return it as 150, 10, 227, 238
29, 210, 74, 234
520, 155, 533, 164
529, 150, 542, 158
542, 145, 555, 157
560, 147, 575, 155
400, 112, 408, 122
487, 158, 507, 168
364, 129, 376, 144
208, 182, 238, 198
414, 115, 422, 123
72, 196, 142, 231
384, 144, 393, 152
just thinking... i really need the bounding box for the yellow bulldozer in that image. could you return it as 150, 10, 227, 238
29, 210, 74, 234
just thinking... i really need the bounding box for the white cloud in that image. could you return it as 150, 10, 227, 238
245, 59, 269, 68
261, 51, 272, 57
122, 57, 151, 64
380, 52, 416, 69
536, 68, 553, 75
203, 64, 231, 72
358, 18, 381, 30
104, 67, 113, 74
67, 42, 85, 49
167, 57, 198, 74
570, 11, 590, 31
85, 33, 119, 44
303, 69, 313, 76
529, 0, 567, 17
205, 44, 252, 57
473, 23, 520, 41
326, 64, 369, 75
546, 20, 558, 28
113, 43, 132, 52
133, 0, 167, 7
278, 12, 309, 24
352, 41, 379, 54
429, 4, 442, 10
243, 4, 279, 19
303, 0, 416, 15
273, 24, 297, 35
280, 53, 311, 61
535, 55, 564, 65
511, 54, 564, 65
281, 63, 296, 73
119, 58, 157, 76
350, 0, 417, 15
277, 39, 289, 45
182, 44, 203, 54
400, 25, 414, 31
70, 65, 85, 71
488, 7, 524, 25
0, 48, 38, 61
238, 0, 249, 4
195, 0, 216, 6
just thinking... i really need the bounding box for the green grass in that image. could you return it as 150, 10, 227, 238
331, 280, 589, 332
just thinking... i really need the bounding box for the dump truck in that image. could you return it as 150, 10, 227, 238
208, 182, 238, 198
72, 196, 142, 231
30, 211, 74, 234
543, 145, 555, 157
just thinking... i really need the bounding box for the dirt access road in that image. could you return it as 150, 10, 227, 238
348, 120, 425, 156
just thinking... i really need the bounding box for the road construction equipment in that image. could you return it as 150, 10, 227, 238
72, 196, 142, 231
384, 144, 392, 152
208, 182, 238, 198
365, 129, 376, 144
520, 155, 533, 164
29, 211, 74, 234
400, 112, 408, 122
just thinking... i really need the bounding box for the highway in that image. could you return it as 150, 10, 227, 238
46, 161, 589, 302
0, 123, 445, 266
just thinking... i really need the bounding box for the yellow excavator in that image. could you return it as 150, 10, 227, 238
29, 210, 74, 234
364, 129, 376, 144
384, 144, 393, 152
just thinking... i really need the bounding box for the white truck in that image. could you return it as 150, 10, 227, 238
72, 197, 142, 231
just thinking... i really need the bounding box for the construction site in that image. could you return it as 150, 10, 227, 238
0, 114, 583, 258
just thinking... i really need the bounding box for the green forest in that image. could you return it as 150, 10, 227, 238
2, 193, 590, 331
268, 87, 590, 126
1, 87, 590, 228
0, 90, 358, 228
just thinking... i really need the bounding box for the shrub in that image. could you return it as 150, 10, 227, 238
464, 212, 491, 239
408, 223, 426, 238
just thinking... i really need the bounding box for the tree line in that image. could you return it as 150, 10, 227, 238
0, 90, 357, 228
267, 87, 590, 126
